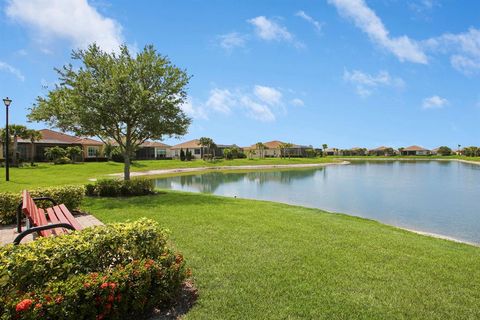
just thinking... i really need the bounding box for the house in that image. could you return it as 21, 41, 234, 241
170, 139, 237, 159
369, 146, 396, 156
134, 141, 171, 160
401, 145, 431, 156
340, 147, 368, 156
13, 129, 105, 162
324, 148, 339, 156
170, 140, 204, 159
243, 141, 311, 158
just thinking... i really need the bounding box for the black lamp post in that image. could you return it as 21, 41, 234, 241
3, 97, 12, 181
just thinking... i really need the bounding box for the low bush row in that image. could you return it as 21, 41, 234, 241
0, 185, 85, 225
0, 219, 189, 319
85, 178, 155, 197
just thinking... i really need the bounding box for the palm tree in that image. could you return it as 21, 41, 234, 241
255, 142, 267, 158
199, 137, 216, 160
322, 144, 328, 156
25, 129, 42, 165
279, 142, 294, 158
5, 125, 28, 166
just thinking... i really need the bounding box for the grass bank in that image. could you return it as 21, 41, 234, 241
0, 158, 337, 192
83, 192, 480, 319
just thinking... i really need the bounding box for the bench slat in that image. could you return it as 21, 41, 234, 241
59, 204, 83, 230
45, 207, 65, 235
36, 208, 52, 237
53, 205, 70, 226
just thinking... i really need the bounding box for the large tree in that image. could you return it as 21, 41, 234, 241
29, 44, 191, 180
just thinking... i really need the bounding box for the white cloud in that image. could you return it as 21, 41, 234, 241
296, 10, 323, 33
217, 32, 247, 52
343, 69, 404, 97
248, 16, 293, 41
205, 88, 235, 114
291, 98, 305, 107
181, 98, 208, 120
328, 0, 427, 64
6, 0, 123, 52
422, 95, 448, 109
253, 85, 283, 106
240, 96, 276, 122
424, 28, 480, 75
0, 61, 25, 81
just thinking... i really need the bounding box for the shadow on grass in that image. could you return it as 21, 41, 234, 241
84, 192, 235, 211
149, 280, 198, 320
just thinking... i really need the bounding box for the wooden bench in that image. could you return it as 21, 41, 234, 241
14, 190, 83, 245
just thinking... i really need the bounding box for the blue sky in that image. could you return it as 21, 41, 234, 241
0, 0, 479, 149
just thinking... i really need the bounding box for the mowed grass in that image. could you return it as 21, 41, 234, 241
0, 157, 337, 192
83, 191, 480, 319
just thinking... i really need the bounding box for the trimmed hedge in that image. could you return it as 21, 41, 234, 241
0, 219, 189, 319
0, 185, 85, 225
86, 178, 155, 197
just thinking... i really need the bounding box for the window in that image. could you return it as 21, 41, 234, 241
155, 148, 166, 158
87, 146, 99, 158
194, 149, 201, 155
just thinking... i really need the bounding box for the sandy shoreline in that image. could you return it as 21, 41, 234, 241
108, 161, 350, 178
399, 227, 478, 246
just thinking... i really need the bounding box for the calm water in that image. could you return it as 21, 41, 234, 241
154, 161, 480, 244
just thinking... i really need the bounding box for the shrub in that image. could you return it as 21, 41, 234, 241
0, 185, 85, 225
185, 149, 192, 161
86, 179, 155, 197
0, 219, 189, 319
53, 156, 71, 165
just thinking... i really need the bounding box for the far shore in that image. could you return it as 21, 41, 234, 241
336, 157, 480, 166
108, 161, 350, 178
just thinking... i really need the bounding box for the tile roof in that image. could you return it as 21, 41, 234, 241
370, 146, 392, 151
140, 141, 171, 148
170, 139, 201, 149
403, 145, 430, 151
18, 129, 103, 145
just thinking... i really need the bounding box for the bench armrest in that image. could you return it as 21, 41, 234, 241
13, 223, 75, 245
17, 197, 58, 233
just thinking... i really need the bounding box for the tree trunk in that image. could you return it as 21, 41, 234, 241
30, 142, 35, 165
124, 152, 131, 180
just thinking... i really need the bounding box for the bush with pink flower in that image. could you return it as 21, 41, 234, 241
0, 219, 191, 319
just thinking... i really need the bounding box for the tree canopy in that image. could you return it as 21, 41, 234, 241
29, 43, 191, 179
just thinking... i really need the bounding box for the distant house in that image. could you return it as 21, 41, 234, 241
134, 141, 171, 160
13, 129, 105, 162
243, 140, 311, 158
324, 148, 338, 156
369, 146, 396, 156
170, 139, 237, 159
401, 145, 431, 156
170, 140, 204, 159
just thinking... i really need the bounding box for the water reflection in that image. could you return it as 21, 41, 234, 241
153, 161, 480, 244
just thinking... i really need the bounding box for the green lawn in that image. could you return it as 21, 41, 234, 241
0, 157, 337, 192
83, 192, 480, 319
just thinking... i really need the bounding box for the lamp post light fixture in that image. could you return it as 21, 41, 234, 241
3, 97, 12, 181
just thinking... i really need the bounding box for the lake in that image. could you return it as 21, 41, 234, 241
153, 160, 480, 244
